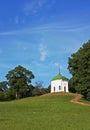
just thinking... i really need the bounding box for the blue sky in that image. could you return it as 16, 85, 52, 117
0, 0, 90, 87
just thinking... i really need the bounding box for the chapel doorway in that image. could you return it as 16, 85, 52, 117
64, 87, 66, 92
54, 87, 55, 92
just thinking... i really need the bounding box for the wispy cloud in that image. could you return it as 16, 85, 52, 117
39, 43, 48, 61
0, 24, 90, 36
54, 62, 60, 67
15, 16, 19, 24
23, 0, 44, 15
33, 24, 90, 32
23, 0, 55, 15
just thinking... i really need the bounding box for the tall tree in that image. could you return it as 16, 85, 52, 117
68, 40, 90, 100
6, 65, 35, 99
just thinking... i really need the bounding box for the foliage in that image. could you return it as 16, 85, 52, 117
32, 81, 46, 96
6, 65, 35, 99
5, 88, 16, 100
0, 81, 9, 101
0, 65, 50, 101
0, 91, 4, 101
68, 40, 90, 100
68, 78, 76, 93
46, 84, 51, 93
0, 81, 8, 92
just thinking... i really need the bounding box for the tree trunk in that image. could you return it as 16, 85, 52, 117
15, 90, 20, 99
16, 91, 18, 99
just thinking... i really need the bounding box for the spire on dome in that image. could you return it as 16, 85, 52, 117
59, 65, 60, 74
51, 64, 68, 81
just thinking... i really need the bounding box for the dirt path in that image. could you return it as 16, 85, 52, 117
70, 94, 90, 106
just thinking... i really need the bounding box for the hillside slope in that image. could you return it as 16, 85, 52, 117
0, 93, 90, 130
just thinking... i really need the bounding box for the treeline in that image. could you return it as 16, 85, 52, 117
68, 40, 90, 100
0, 65, 50, 101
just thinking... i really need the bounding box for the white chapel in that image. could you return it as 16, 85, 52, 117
51, 71, 69, 93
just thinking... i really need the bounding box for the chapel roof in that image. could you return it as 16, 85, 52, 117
51, 73, 68, 81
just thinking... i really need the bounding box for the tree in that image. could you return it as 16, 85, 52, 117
0, 81, 8, 92
25, 84, 34, 97
4, 88, 16, 101
32, 81, 46, 96
45, 84, 51, 93
6, 65, 35, 99
68, 40, 90, 100
68, 78, 76, 93
0, 81, 8, 101
32, 81, 43, 96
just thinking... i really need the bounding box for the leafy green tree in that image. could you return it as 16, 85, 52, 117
68, 40, 90, 100
4, 88, 16, 101
47, 85, 51, 93
0, 91, 4, 101
0, 81, 8, 92
25, 84, 34, 97
6, 65, 35, 99
68, 78, 76, 93
0, 81, 8, 101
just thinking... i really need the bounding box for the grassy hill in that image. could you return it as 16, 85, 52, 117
0, 93, 90, 130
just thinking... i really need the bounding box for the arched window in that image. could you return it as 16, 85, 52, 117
64, 86, 66, 92
59, 86, 61, 90
54, 87, 55, 92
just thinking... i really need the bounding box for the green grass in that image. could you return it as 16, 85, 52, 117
0, 93, 90, 130
79, 97, 90, 104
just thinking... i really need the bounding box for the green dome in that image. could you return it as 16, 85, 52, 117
51, 73, 67, 81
